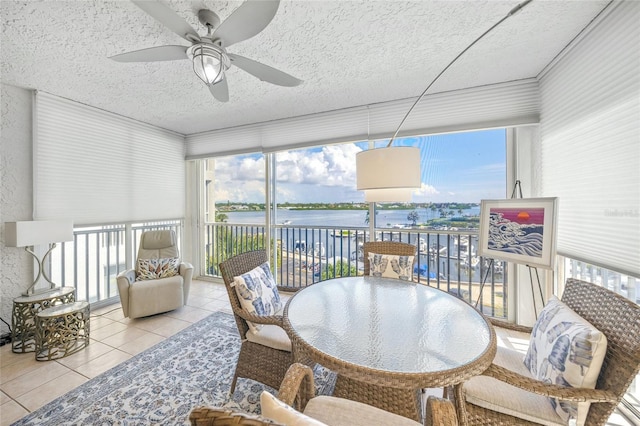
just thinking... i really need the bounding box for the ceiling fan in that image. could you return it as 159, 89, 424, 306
109, 0, 302, 102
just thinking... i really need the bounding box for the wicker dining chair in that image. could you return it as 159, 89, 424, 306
454, 278, 640, 426
219, 250, 294, 393
189, 363, 459, 425
362, 241, 417, 276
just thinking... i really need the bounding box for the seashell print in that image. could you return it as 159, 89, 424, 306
252, 297, 266, 315
390, 257, 411, 280
548, 335, 570, 372
558, 401, 578, 418
539, 358, 552, 380
236, 281, 253, 301
533, 303, 562, 338
570, 329, 594, 376
555, 373, 571, 387
524, 341, 537, 374
370, 254, 389, 277
547, 321, 574, 344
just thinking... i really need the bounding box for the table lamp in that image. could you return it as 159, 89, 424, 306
5, 220, 74, 296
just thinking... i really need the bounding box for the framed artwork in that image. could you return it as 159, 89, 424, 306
478, 197, 558, 269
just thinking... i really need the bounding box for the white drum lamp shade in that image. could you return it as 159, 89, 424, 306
5, 220, 74, 295
5, 220, 74, 247
356, 146, 421, 202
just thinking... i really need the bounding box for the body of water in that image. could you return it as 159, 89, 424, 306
223, 207, 480, 228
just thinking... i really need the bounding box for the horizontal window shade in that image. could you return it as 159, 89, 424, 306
34, 92, 186, 226
539, 1, 639, 278
185, 79, 539, 158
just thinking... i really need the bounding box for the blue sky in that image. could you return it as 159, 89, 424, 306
214, 128, 506, 203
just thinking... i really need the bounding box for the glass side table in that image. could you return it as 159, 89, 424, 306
11, 287, 76, 353
35, 301, 90, 361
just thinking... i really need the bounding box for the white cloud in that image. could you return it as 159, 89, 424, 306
276, 144, 362, 187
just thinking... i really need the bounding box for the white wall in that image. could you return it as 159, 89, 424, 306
1, 84, 34, 335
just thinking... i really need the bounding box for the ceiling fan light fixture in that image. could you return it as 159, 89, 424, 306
188, 43, 229, 85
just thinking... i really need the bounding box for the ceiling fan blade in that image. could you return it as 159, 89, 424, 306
209, 79, 229, 102
212, 0, 280, 48
132, 0, 200, 42
109, 45, 188, 62
228, 54, 302, 87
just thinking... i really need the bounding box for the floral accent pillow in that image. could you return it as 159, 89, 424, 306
523, 296, 607, 426
367, 253, 414, 281
232, 262, 282, 333
136, 257, 180, 281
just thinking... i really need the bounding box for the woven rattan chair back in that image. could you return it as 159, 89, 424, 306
219, 250, 267, 338
561, 278, 640, 425
218, 250, 293, 393
189, 407, 283, 426
362, 241, 417, 276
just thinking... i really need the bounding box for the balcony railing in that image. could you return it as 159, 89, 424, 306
204, 222, 508, 318
49, 219, 507, 318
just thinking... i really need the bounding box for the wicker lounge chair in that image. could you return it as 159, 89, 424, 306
219, 250, 294, 393
189, 363, 459, 425
362, 241, 416, 276
454, 278, 640, 425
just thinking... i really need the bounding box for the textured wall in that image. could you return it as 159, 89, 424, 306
1, 84, 33, 335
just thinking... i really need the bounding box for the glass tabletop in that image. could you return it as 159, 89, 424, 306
285, 276, 493, 375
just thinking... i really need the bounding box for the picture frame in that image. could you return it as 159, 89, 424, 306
478, 197, 558, 270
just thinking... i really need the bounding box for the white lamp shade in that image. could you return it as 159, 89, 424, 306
5, 220, 74, 247
364, 188, 414, 202
356, 146, 421, 191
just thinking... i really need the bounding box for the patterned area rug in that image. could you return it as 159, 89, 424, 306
13, 311, 335, 425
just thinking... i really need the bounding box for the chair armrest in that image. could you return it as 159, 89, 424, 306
188, 406, 281, 425
488, 318, 533, 334
116, 269, 136, 318
234, 308, 286, 327
116, 269, 136, 285
277, 363, 315, 411
179, 261, 193, 277
482, 364, 618, 403
425, 396, 458, 426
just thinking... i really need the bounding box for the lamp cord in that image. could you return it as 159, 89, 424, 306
387, 0, 533, 147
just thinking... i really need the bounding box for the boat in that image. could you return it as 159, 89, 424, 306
282, 220, 292, 225
330, 229, 351, 238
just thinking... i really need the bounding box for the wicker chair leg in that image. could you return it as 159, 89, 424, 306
230, 373, 239, 394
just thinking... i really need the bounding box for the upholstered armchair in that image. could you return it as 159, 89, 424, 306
116, 230, 193, 319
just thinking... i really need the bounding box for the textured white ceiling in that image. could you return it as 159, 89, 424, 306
1, 0, 611, 135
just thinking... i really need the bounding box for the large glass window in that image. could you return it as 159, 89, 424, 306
203, 129, 508, 317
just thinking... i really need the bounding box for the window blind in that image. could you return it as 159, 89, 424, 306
185, 79, 540, 159
34, 92, 186, 226
539, 1, 639, 278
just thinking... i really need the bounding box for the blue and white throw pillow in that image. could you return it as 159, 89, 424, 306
232, 262, 282, 333
523, 296, 607, 426
368, 253, 414, 281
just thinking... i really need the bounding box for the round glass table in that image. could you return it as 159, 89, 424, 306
284, 276, 496, 421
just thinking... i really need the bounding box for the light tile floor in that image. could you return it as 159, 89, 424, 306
0, 279, 234, 425
0, 280, 633, 425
